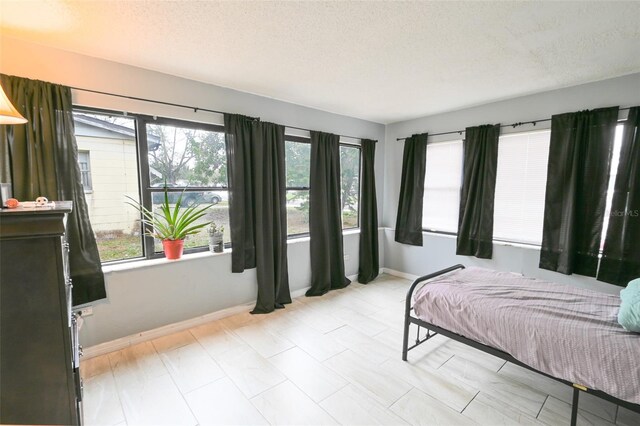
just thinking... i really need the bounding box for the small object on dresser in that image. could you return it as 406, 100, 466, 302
35, 196, 49, 205
5, 198, 19, 209
0, 183, 12, 207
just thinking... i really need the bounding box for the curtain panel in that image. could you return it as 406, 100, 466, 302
598, 106, 640, 286
0, 74, 106, 305
224, 114, 291, 313
358, 139, 379, 284
306, 131, 350, 296
252, 122, 291, 312
540, 107, 619, 276
395, 133, 428, 246
456, 124, 500, 259
224, 114, 258, 273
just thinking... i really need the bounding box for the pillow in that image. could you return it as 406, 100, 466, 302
618, 278, 640, 332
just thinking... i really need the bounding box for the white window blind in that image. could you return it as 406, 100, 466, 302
600, 124, 625, 250
422, 140, 463, 233
493, 130, 551, 245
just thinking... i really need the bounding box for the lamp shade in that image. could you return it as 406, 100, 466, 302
0, 83, 27, 124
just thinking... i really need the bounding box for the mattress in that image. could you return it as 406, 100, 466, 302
412, 267, 640, 404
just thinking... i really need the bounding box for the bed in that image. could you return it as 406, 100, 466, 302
402, 264, 640, 426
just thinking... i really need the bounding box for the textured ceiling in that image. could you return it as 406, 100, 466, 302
1, 1, 639, 124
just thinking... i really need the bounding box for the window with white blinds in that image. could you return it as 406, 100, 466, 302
493, 130, 551, 245
422, 140, 463, 233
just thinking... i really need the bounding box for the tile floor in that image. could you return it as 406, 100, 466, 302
81, 274, 640, 426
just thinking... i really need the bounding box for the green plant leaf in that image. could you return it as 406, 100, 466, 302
125, 187, 214, 241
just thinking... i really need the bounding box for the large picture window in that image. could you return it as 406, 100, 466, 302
73, 110, 230, 262
75, 109, 360, 262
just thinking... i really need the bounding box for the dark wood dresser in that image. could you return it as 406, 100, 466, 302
0, 201, 82, 425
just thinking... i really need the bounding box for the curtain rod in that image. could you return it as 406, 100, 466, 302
69, 85, 371, 142
395, 107, 632, 141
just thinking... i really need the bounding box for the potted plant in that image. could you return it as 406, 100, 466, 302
208, 223, 225, 253
126, 187, 213, 260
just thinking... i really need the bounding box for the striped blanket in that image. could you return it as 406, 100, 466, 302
413, 267, 640, 404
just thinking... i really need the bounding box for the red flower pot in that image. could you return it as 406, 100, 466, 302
162, 239, 184, 260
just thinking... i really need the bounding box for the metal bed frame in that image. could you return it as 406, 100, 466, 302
402, 264, 640, 426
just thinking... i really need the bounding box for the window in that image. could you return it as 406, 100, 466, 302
340, 145, 361, 230
421, 131, 552, 244
285, 137, 311, 236
285, 137, 361, 236
73, 112, 144, 262
423, 125, 627, 247
73, 110, 230, 262
422, 140, 463, 233
143, 118, 230, 254
74, 107, 360, 262
493, 130, 551, 245
77, 151, 92, 192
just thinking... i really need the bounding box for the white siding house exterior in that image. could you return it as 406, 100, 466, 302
74, 116, 140, 235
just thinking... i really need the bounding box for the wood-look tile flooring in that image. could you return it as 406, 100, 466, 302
81, 274, 639, 426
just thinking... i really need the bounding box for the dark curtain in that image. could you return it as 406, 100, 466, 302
251, 122, 291, 312
598, 107, 640, 286
456, 124, 500, 259
540, 107, 619, 276
224, 114, 291, 313
306, 131, 350, 296
0, 74, 105, 305
358, 139, 379, 283
395, 133, 428, 246
224, 114, 257, 273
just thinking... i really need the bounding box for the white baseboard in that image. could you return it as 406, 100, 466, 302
381, 267, 419, 281
83, 285, 311, 360
290, 286, 311, 298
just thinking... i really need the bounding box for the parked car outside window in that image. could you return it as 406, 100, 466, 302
150, 183, 222, 207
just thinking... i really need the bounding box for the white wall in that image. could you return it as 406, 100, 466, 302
0, 37, 386, 347
80, 230, 380, 348
383, 72, 640, 294
0, 36, 386, 219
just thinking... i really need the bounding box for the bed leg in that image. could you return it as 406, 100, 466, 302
402, 312, 410, 361
570, 387, 579, 426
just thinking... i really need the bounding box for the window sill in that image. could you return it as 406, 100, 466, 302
102, 249, 231, 274
102, 229, 362, 274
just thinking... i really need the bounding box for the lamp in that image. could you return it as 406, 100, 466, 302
0, 82, 26, 125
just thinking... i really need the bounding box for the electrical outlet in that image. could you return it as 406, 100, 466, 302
79, 307, 93, 317
344, 254, 351, 261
